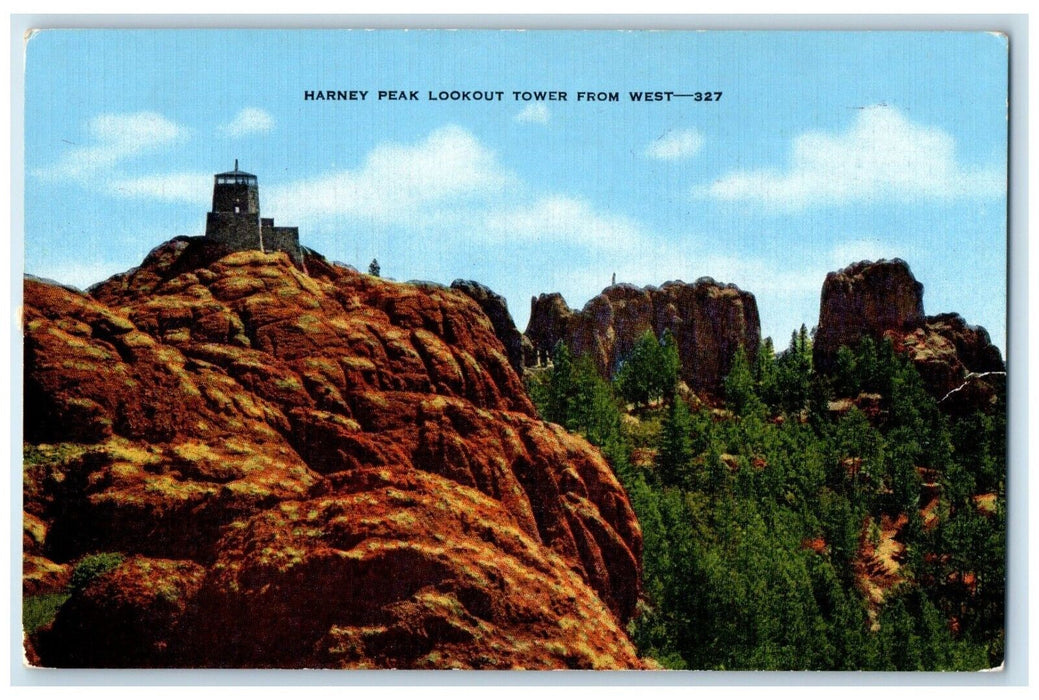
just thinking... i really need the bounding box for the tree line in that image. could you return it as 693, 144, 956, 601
525, 328, 1005, 670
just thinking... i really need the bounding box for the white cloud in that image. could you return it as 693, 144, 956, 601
700, 105, 1004, 210
263, 124, 655, 260
266, 125, 513, 225
514, 103, 550, 125
266, 125, 652, 257
37, 111, 186, 180
219, 108, 274, 137
263, 125, 662, 308
104, 172, 212, 204
484, 196, 645, 251
645, 128, 703, 161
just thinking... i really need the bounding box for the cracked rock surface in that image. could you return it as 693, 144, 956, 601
24, 237, 644, 669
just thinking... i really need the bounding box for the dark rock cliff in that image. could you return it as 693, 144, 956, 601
814, 258, 926, 372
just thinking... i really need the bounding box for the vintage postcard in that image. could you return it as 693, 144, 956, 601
21, 28, 1008, 671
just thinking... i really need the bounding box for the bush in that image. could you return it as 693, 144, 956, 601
23, 592, 71, 633
70, 552, 126, 591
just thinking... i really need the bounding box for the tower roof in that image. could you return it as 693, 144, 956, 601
215, 159, 256, 178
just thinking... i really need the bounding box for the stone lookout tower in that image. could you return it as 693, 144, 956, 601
205, 160, 303, 264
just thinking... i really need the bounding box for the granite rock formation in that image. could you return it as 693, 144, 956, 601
24, 236, 645, 669
814, 259, 1004, 413
450, 279, 525, 375
814, 259, 926, 372
525, 280, 761, 395
526, 292, 574, 366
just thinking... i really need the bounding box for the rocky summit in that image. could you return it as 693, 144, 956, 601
525, 279, 761, 395
814, 259, 1004, 414
23, 236, 645, 669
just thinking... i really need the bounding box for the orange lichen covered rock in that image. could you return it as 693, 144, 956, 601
35, 557, 206, 667
183, 467, 644, 669
23, 237, 643, 668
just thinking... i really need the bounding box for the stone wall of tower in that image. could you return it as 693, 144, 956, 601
206, 212, 262, 249
212, 183, 260, 215
262, 224, 303, 265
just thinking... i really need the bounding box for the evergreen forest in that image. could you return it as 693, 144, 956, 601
526, 329, 1005, 670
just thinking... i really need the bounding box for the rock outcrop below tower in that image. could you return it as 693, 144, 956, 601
24, 240, 645, 669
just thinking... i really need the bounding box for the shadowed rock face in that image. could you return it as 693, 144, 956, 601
24, 236, 645, 669
814, 259, 926, 373
525, 280, 761, 394
814, 259, 1004, 414
526, 292, 574, 365
450, 279, 525, 375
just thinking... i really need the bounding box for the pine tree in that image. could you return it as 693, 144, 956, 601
658, 329, 681, 400
657, 394, 694, 487
755, 337, 778, 405
570, 354, 624, 446
617, 330, 670, 407
724, 346, 764, 417
544, 341, 575, 425
774, 325, 813, 414
833, 345, 859, 397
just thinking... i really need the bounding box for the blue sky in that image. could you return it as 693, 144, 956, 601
24, 30, 1008, 350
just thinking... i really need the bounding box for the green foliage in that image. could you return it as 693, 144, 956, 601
615, 331, 656, 407
23, 592, 71, 634
368, 258, 380, 276
615, 330, 679, 408
531, 327, 1003, 671
872, 588, 991, 670
769, 324, 814, 414
656, 395, 694, 487
527, 341, 574, 426
754, 337, 777, 389
528, 342, 627, 450
723, 346, 764, 417
570, 355, 626, 447
548, 341, 577, 427
70, 552, 126, 591
658, 330, 681, 395
950, 409, 1005, 494
832, 345, 860, 397
833, 335, 903, 400
617, 328, 1003, 670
